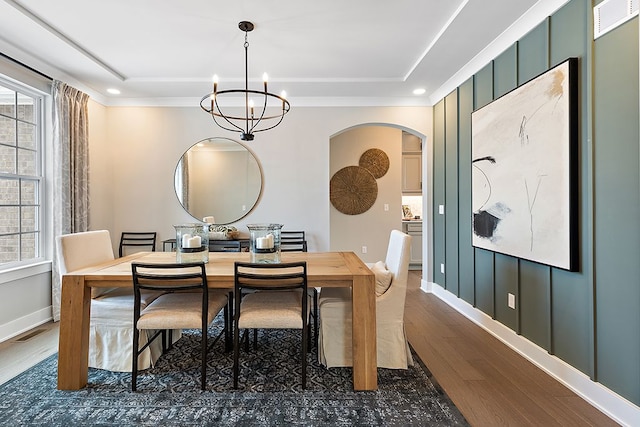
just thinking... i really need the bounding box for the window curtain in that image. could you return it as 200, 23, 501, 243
51, 81, 90, 322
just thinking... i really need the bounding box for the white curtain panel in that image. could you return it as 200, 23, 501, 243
51, 81, 90, 321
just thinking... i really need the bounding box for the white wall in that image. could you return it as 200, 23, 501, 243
0, 103, 431, 341
90, 105, 432, 257
330, 126, 403, 263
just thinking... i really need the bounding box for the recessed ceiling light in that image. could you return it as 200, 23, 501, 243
413, 88, 426, 95
107, 88, 121, 95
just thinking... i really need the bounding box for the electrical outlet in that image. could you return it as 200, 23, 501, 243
384, 203, 389, 211
439, 205, 445, 215
362, 246, 367, 254
440, 263, 445, 274
508, 293, 516, 309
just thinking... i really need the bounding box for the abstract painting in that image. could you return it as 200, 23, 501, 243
471, 58, 578, 271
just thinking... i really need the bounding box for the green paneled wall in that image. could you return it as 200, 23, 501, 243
518, 18, 553, 354
492, 46, 519, 331
593, 17, 640, 404
548, 0, 593, 376
433, 101, 446, 286
444, 91, 459, 296
431, 0, 639, 405
458, 78, 475, 304
473, 63, 495, 316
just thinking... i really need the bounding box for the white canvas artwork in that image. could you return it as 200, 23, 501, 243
471, 58, 577, 271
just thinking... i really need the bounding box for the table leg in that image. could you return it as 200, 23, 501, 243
57, 275, 91, 390
351, 273, 377, 390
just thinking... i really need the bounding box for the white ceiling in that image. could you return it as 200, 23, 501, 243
0, 0, 570, 107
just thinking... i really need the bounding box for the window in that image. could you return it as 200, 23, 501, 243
0, 78, 43, 266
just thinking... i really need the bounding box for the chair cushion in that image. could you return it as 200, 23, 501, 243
137, 290, 228, 330
239, 290, 309, 329
371, 261, 393, 296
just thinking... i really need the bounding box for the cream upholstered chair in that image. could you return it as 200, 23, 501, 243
56, 230, 172, 372
318, 229, 413, 369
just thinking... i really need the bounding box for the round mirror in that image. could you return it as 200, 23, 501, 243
174, 137, 262, 224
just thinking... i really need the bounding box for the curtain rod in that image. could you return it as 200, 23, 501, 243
0, 51, 53, 81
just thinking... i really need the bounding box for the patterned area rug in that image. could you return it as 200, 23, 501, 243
0, 321, 467, 426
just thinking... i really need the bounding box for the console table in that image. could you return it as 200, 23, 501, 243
162, 238, 250, 252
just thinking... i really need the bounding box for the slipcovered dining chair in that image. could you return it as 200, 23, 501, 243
233, 261, 309, 389
318, 229, 413, 369
56, 230, 172, 372
131, 262, 229, 391
119, 231, 157, 257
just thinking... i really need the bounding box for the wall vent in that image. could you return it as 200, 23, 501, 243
594, 0, 639, 39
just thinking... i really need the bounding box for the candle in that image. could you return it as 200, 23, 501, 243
256, 237, 267, 249
188, 236, 201, 248
182, 234, 192, 248
266, 233, 274, 249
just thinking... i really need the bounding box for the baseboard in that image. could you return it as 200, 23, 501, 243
0, 306, 53, 343
421, 280, 639, 427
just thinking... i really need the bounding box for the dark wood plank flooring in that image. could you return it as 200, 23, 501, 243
404, 271, 618, 426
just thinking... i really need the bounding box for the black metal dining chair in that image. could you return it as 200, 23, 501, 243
280, 231, 316, 346
233, 261, 309, 389
131, 262, 230, 391
119, 232, 157, 257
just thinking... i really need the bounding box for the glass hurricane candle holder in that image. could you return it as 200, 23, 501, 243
247, 223, 283, 263
174, 223, 209, 263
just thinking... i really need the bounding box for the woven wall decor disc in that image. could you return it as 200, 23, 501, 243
330, 166, 378, 215
359, 148, 389, 178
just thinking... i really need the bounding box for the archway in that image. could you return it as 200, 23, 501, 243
329, 123, 430, 279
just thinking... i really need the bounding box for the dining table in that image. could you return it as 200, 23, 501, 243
57, 251, 377, 391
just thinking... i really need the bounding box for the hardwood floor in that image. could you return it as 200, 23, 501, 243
0, 274, 618, 426
0, 321, 58, 386
404, 271, 618, 426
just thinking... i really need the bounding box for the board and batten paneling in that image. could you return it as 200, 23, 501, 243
491, 45, 519, 332
444, 91, 459, 296
433, 101, 446, 286
517, 18, 553, 354
457, 78, 475, 305
548, 0, 593, 376
431, 0, 639, 406
472, 63, 495, 317
593, 14, 640, 405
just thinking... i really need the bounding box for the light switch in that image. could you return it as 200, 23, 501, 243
384, 203, 389, 211
439, 205, 444, 215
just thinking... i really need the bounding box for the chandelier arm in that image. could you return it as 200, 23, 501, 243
247, 87, 270, 135
214, 96, 245, 133
199, 95, 245, 133
251, 109, 286, 134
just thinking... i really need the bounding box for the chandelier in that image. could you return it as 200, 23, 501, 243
200, 21, 290, 141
